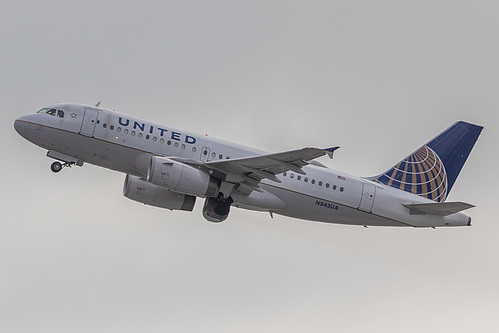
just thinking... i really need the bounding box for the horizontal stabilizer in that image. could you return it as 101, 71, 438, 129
403, 202, 475, 216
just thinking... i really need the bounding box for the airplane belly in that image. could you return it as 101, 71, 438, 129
231, 189, 286, 211
72, 138, 143, 175
32, 126, 142, 175
262, 183, 406, 226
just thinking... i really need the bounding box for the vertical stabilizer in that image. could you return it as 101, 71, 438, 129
371, 121, 483, 202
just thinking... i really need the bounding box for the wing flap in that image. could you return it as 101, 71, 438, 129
403, 202, 475, 216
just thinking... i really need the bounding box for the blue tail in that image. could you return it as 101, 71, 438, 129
371, 121, 483, 202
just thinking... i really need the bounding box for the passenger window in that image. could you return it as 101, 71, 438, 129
174, 142, 178, 147
160, 138, 164, 144
304, 177, 308, 182
219, 154, 223, 159
283, 172, 287, 177
167, 140, 171, 145
153, 137, 157, 142
226, 156, 230, 159
117, 127, 121, 132
212, 152, 216, 158
192, 147, 197, 152
319, 181, 323, 186
131, 131, 136, 136
124, 129, 129, 134
138, 133, 143, 138
110, 125, 114, 130
203, 150, 208, 155
297, 175, 302, 180
182, 144, 186, 149
103, 123, 107, 128
340, 187, 344, 192
146, 135, 150, 140
290, 174, 294, 179
333, 185, 337, 190
326, 183, 330, 188
311, 179, 315, 184
57, 110, 64, 118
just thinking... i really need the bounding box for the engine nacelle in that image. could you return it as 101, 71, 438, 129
147, 156, 219, 197
123, 174, 196, 211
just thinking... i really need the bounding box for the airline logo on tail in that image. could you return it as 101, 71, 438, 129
375, 146, 448, 202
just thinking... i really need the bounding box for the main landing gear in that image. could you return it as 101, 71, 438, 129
50, 161, 74, 173
202, 193, 234, 223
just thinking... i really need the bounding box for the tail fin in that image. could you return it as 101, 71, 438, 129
371, 121, 483, 202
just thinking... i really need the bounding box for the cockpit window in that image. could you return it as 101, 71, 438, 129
37, 108, 64, 118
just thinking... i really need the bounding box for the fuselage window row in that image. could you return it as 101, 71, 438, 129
282, 172, 344, 192
103, 121, 219, 156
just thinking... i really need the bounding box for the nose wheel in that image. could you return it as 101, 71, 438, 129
50, 161, 74, 173
50, 161, 63, 173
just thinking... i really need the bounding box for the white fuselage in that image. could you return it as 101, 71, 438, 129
14, 104, 471, 227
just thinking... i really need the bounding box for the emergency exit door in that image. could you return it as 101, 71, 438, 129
200, 147, 210, 161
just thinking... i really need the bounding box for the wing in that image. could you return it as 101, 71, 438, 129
173, 146, 339, 195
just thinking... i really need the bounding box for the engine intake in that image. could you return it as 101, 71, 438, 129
147, 156, 219, 197
123, 174, 196, 211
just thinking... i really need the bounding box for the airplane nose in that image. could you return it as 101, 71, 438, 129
14, 115, 31, 137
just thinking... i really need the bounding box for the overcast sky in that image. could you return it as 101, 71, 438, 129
2, 1, 498, 332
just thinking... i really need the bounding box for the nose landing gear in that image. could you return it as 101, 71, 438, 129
50, 161, 63, 173
47, 151, 84, 173
50, 161, 75, 173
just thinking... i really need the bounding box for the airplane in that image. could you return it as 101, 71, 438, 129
14, 103, 483, 227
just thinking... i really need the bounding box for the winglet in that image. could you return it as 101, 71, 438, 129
324, 146, 340, 159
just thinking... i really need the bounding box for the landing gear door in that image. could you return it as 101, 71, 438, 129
79, 108, 99, 137
358, 182, 376, 213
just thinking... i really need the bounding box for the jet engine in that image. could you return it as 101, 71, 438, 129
147, 156, 219, 197
123, 174, 196, 211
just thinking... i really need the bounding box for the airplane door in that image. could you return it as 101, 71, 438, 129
358, 182, 376, 213
79, 108, 99, 137
200, 147, 210, 161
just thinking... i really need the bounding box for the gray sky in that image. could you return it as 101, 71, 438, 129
2, 1, 498, 332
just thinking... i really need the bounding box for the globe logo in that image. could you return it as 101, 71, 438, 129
375, 146, 448, 202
